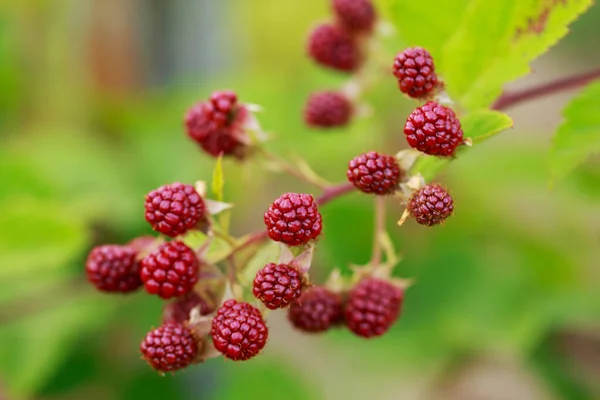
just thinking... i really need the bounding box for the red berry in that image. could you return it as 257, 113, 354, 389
307, 23, 361, 72
163, 292, 215, 324
140, 241, 199, 299
288, 287, 343, 333
407, 184, 454, 226
253, 263, 304, 310
347, 151, 402, 195
264, 193, 323, 246
144, 182, 205, 238
85, 245, 142, 293
304, 91, 353, 128
185, 91, 250, 158
140, 323, 198, 372
211, 300, 268, 361
332, 0, 376, 33
403, 101, 464, 156
344, 278, 403, 338
393, 47, 439, 98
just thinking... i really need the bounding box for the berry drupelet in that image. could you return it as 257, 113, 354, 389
140, 322, 199, 372
347, 151, 402, 195
140, 241, 199, 299
407, 184, 454, 226
344, 278, 403, 338
253, 263, 304, 310
304, 91, 353, 128
307, 23, 361, 72
144, 182, 205, 238
85, 244, 142, 293
288, 287, 343, 333
211, 300, 268, 361
264, 192, 323, 246
404, 101, 464, 156
393, 47, 439, 99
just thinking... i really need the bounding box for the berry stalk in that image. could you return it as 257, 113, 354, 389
492, 68, 600, 110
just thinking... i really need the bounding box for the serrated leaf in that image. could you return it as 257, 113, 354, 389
411, 110, 512, 180
549, 80, 600, 183
386, 0, 592, 110
443, 0, 592, 110
211, 155, 224, 202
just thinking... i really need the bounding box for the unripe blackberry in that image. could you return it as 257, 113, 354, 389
288, 287, 343, 333
253, 263, 304, 310
140, 323, 198, 372
185, 91, 250, 158
404, 101, 464, 156
144, 182, 205, 238
85, 244, 142, 293
307, 23, 361, 72
163, 292, 215, 324
347, 151, 402, 195
304, 91, 353, 128
344, 278, 403, 338
264, 193, 323, 246
408, 184, 454, 226
211, 300, 268, 361
393, 47, 439, 98
140, 241, 199, 299
332, 0, 376, 33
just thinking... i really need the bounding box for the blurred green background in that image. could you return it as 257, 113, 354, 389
1, 1, 600, 399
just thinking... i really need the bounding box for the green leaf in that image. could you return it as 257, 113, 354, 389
443, 0, 591, 110
549, 80, 600, 183
0, 294, 116, 398
0, 198, 89, 280
386, 0, 592, 110
411, 110, 513, 180
211, 154, 225, 202
240, 241, 280, 286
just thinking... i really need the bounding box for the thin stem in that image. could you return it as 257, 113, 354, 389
257, 147, 329, 190
316, 182, 355, 206
493, 68, 600, 110
370, 196, 386, 267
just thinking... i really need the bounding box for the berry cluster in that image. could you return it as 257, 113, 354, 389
84, 3, 477, 375
304, 0, 377, 129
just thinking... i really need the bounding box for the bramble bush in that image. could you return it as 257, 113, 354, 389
2, 0, 600, 398
84, 0, 600, 373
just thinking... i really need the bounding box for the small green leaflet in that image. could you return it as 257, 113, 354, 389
549, 80, 600, 184
411, 110, 513, 180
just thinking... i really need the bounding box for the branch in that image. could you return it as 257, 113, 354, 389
493, 68, 600, 110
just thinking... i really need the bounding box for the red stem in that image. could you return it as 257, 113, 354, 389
493, 68, 600, 110
230, 182, 355, 255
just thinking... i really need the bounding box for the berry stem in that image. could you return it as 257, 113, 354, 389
492, 68, 600, 110
257, 147, 330, 190
369, 196, 386, 267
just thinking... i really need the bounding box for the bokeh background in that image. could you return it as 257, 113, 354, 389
1, 1, 600, 399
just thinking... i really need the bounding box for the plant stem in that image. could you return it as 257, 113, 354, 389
369, 196, 386, 267
257, 147, 330, 190
229, 182, 355, 256
493, 68, 600, 110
